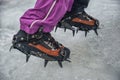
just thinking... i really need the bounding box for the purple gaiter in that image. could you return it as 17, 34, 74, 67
20, 0, 74, 34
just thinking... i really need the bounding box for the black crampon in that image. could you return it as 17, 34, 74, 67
10, 30, 71, 68
55, 11, 100, 37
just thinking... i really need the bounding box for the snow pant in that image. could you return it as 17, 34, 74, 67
20, 0, 74, 34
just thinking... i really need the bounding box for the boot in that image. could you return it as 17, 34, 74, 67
55, 10, 100, 37
10, 30, 71, 68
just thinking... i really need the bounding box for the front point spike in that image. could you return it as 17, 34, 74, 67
9, 46, 13, 52
58, 61, 63, 68
66, 59, 71, 62
85, 31, 88, 37
94, 29, 98, 36
26, 54, 30, 62
44, 60, 49, 67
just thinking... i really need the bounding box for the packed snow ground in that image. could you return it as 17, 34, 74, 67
0, 0, 120, 80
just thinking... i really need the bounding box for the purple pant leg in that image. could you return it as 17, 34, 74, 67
20, 0, 74, 34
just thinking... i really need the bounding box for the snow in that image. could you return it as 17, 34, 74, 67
0, 0, 120, 80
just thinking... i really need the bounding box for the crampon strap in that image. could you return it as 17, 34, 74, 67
29, 43, 64, 56
72, 17, 95, 26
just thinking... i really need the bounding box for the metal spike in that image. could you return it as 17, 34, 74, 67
44, 60, 49, 67
55, 26, 58, 32
85, 31, 88, 37
98, 27, 101, 29
94, 29, 98, 36
9, 46, 13, 52
65, 60, 71, 62
72, 30, 75, 36
58, 61, 63, 68
76, 28, 79, 33
26, 54, 30, 62
64, 28, 67, 32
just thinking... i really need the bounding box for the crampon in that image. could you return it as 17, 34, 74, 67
55, 11, 100, 37
10, 30, 71, 68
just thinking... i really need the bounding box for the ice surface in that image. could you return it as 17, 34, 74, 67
0, 0, 120, 80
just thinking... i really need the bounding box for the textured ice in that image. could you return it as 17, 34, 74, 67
0, 0, 120, 80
